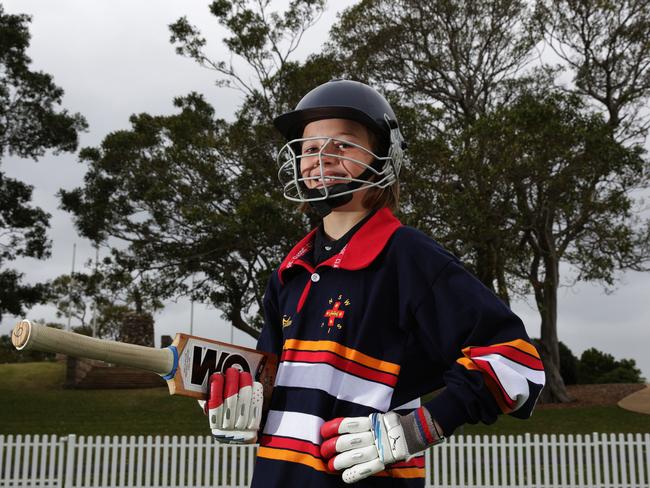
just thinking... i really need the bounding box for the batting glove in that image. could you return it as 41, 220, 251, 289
320, 408, 444, 484
198, 367, 263, 444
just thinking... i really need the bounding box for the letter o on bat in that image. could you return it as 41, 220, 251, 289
221, 353, 251, 373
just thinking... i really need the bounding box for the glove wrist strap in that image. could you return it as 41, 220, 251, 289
402, 407, 445, 454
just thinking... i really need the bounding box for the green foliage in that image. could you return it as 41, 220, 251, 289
0, 5, 87, 159
0, 334, 55, 363
578, 348, 644, 384
0, 321, 61, 363
64, 2, 340, 338
328, 0, 650, 404
169, 0, 327, 116
0, 5, 87, 319
60, 0, 650, 396
559, 341, 579, 385
534, 0, 650, 135
330, 0, 537, 127
46, 267, 162, 340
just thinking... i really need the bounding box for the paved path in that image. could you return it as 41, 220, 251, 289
618, 384, 650, 415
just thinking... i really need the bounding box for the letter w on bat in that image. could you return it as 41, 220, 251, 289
190, 346, 251, 387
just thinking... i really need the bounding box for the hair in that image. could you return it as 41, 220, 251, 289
362, 180, 400, 211
297, 121, 400, 215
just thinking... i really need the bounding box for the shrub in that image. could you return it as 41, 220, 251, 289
559, 341, 579, 385
577, 348, 644, 384
530, 340, 643, 385
0, 335, 55, 363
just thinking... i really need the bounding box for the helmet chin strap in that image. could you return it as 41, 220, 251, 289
306, 161, 382, 217
306, 185, 353, 217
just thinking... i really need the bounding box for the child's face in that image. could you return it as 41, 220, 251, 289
300, 118, 375, 190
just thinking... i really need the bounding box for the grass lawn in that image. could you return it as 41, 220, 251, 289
2, 362, 649, 436
461, 406, 650, 435
1, 362, 206, 436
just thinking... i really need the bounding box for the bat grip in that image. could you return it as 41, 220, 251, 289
12, 320, 175, 376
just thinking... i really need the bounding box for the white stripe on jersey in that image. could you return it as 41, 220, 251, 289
275, 361, 394, 412
263, 410, 324, 444
479, 353, 546, 410
394, 398, 421, 411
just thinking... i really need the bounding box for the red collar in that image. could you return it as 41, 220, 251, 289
278, 207, 402, 283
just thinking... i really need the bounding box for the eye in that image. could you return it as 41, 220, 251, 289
334, 141, 352, 151
302, 145, 318, 154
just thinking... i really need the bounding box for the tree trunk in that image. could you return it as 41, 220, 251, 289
537, 256, 572, 403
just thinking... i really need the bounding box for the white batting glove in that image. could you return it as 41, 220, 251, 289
320, 412, 409, 483
320, 408, 445, 484
197, 367, 263, 444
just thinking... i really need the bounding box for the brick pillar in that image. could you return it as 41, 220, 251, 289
119, 312, 155, 346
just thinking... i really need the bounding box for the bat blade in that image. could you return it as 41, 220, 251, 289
11, 320, 277, 409
166, 332, 277, 410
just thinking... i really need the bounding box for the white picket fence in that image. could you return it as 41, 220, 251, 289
1, 433, 649, 487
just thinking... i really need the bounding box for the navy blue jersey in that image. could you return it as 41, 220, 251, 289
252, 208, 545, 487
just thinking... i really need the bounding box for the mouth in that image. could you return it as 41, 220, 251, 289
311, 172, 347, 188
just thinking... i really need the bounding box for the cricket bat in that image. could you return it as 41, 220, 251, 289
11, 320, 277, 410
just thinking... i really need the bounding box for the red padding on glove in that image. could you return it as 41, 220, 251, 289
224, 368, 239, 399
207, 373, 224, 411
239, 371, 253, 388
320, 436, 339, 459
320, 417, 344, 439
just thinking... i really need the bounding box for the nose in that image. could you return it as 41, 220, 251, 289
318, 139, 342, 164
302, 138, 340, 171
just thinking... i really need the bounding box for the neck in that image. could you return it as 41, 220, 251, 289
322, 207, 370, 240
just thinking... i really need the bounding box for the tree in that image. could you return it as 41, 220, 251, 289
0, 5, 87, 319
534, 0, 650, 139
329, 0, 650, 402
328, 0, 539, 303
469, 88, 649, 401
330, 0, 536, 128
46, 264, 162, 341
62, 1, 338, 339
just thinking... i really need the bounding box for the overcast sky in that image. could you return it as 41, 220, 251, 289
2, 1, 649, 381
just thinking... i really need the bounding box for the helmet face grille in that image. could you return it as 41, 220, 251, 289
273, 80, 406, 204
277, 135, 400, 203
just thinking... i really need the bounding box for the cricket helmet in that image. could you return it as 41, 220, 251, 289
274, 79, 406, 216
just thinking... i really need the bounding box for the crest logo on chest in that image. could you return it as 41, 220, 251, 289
282, 315, 293, 328
321, 294, 351, 333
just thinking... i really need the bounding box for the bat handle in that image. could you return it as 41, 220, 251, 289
11, 320, 32, 349
11, 320, 175, 376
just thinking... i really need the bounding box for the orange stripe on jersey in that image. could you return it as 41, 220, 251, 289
258, 446, 425, 479
491, 339, 540, 358
457, 357, 480, 371
283, 339, 401, 375
257, 446, 328, 472
463, 344, 544, 370
387, 467, 426, 478
456, 357, 515, 413
281, 349, 399, 387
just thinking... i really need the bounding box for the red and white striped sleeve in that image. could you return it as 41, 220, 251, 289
457, 339, 546, 415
